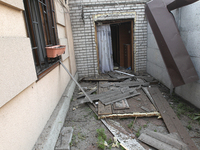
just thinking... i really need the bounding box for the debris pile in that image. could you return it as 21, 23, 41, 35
70, 70, 198, 150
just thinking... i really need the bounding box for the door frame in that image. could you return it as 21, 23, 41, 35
94, 19, 135, 73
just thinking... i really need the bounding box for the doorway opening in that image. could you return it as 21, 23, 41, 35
96, 19, 134, 73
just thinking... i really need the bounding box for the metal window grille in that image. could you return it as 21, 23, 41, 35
23, 0, 59, 75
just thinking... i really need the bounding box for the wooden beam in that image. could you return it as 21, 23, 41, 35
148, 87, 198, 150
98, 112, 161, 119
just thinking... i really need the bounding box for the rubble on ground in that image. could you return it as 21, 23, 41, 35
59, 70, 200, 150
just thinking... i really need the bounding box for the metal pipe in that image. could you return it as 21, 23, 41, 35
59, 61, 97, 107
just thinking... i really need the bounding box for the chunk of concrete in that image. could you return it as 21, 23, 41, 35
55, 127, 73, 150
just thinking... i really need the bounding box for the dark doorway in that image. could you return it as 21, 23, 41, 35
110, 21, 133, 69
110, 24, 120, 66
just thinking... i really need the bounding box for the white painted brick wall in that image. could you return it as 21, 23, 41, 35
69, 0, 148, 76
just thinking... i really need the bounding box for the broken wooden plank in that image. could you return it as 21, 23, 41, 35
138, 130, 188, 150
145, 131, 188, 149
100, 82, 111, 88
76, 86, 132, 105
135, 76, 154, 82
81, 87, 136, 105
108, 72, 131, 80
148, 87, 198, 150
115, 70, 135, 77
82, 77, 123, 82
98, 101, 112, 115
100, 90, 140, 105
98, 88, 134, 101
77, 88, 97, 99
112, 89, 157, 114
87, 89, 120, 101
101, 119, 145, 150
75, 89, 120, 105
115, 81, 149, 88
142, 87, 158, 110
113, 99, 129, 110
75, 82, 118, 105
98, 112, 161, 119
99, 82, 115, 88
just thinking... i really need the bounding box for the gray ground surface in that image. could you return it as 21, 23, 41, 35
61, 76, 200, 150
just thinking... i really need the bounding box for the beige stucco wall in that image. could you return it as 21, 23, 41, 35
0, 0, 24, 10
0, 1, 76, 149
64, 8, 77, 76
0, 4, 26, 36
0, 60, 71, 150
55, 1, 77, 76
55, 0, 65, 26
0, 4, 37, 107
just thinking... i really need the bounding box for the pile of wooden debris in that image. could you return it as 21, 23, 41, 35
73, 70, 198, 150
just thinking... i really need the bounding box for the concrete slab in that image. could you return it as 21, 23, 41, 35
55, 127, 73, 150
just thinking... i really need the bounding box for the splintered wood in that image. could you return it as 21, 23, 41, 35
98, 112, 161, 119
101, 119, 145, 150
77, 73, 198, 150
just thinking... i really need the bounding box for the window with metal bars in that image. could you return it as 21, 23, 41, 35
23, 0, 60, 75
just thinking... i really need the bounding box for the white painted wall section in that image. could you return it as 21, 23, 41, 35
174, 1, 200, 108
146, 24, 172, 88
147, 1, 200, 108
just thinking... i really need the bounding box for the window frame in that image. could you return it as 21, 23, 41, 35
23, 0, 60, 76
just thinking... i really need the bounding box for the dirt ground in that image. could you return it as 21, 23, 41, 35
63, 74, 200, 150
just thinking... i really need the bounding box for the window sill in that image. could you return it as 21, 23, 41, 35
36, 61, 60, 81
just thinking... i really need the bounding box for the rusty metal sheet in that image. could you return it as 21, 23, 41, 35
145, 0, 199, 87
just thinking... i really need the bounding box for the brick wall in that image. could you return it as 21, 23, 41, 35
69, 0, 149, 77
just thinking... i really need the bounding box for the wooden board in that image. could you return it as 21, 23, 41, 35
98, 82, 113, 115
101, 119, 145, 150
98, 101, 112, 115
108, 72, 131, 80
83, 77, 122, 82
148, 87, 198, 150
113, 99, 130, 110
115, 81, 149, 87
77, 88, 97, 99
100, 90, 140, 105
112, 89, 157, 114
138, 131, 188, 150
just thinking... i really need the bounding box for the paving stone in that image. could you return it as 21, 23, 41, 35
55, 127, 73, 150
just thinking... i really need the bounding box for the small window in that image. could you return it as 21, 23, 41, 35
23, 0, 59, 75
